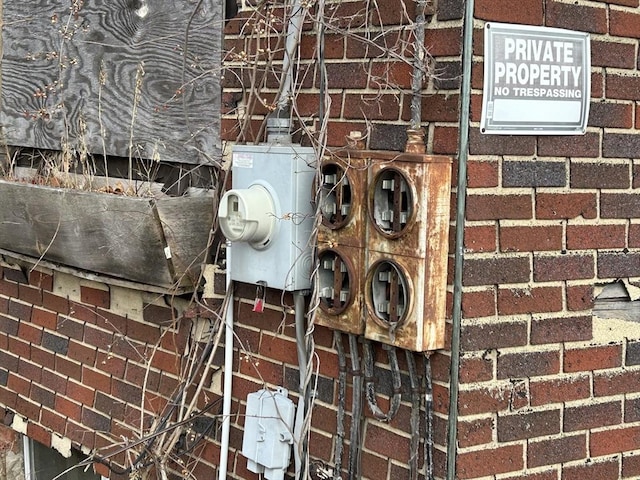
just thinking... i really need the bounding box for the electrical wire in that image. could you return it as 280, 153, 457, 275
406, 351, 421, 480
333, 331, 347, 479
347, 334, 363, 480
362, 340, 402, 423
424, 355, 434, 480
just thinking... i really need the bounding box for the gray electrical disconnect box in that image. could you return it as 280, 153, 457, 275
218, 143, 316, 291
241, 388, 296, 480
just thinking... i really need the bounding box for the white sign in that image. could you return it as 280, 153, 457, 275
480, 23, 590, 135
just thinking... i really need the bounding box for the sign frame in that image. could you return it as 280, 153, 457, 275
480, 23, 591, 135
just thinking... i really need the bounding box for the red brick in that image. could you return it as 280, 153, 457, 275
30, 383, 55, 409
564, 344, 622, 373
498, 409, 560, 442
18, 359, 42, 384
631, 224, 640, 248
538, 133, 600, 158
29, 270, 53, 291
459, 356, 493, 383
607, 75, 640, 101
591, 425, 640, 456
84, 325, 114, 349
7, 372, 30, 397
95, 308, 127, 336
8, 299, 31, 322
259, 333, 298, 365
96, 351, 126, 377
457, 417, 494, 447
470, 130, 536, 156
42, 291, 70, 314
467, 160, 498, 188
462, 321, 527, 351
528, 434, 586, 468
464, 256, 530, 287
474, 0, 542, 24
27, 421, 51, 448
30, 307, 58, 330
498, 350, 560, 380
8, 336, 30, 358
68, 340, 97, 366
564, 400, 622, 432
610, 9, 640, 39
65, 380, 95, 407
464, 225, 497, 252
82, 366, 111, 393
457, 444, 524, 479
461, 289, 496, 318
80, 286, 110, 309
30, 345, 55, 369
364, 423, 410, 463
55, 356, 82, 381
433, 126, 459, 154
530, 375, 590, 407
589, 100, 634, 127
536, 193, 597, 220
18, 321, 43, 344
149, 349, 181, 376
530, 316, 592, 345
534, 254, 595, 282
126, 318, 161, 344
500, 225, 563, 252
594, 370, 640, 397
425, 27, 463, 56
343, 94, 401, 121
458, 385, 510, 415
15, 396, 41, 421
0, 280, 19, 301
567, 224, 626, 250
467, 195, 532, 221
562, 459, 620, 480
546, 1, 607, 33
40, 369, 67, 395
369, 61, 413, 90
18, 284, 42, 306
567, 284, 594, 312
69, 301, 98, 324
623, 454, 640, 478
420, 94, 460, 123
41, 407, 67, 434
501, 471, 558, 480
498, 287, 563, 315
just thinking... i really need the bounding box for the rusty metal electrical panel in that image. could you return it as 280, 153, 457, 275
316, 146, 452, 352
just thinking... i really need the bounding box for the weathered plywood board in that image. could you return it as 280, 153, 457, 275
1, 0, 222, 165
0, 180, 214, 288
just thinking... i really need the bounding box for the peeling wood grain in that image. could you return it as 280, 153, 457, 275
1, 0, 222, 165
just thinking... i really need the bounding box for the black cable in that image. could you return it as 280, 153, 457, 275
406, 351, 421, 480
363, 340, 402, 422
347, 334, 363, 480
424, 355, 434, 480
333, 331, 347, 479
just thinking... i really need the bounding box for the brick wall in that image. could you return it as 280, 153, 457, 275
458, 0, 640, 478
2, 1, 640, 480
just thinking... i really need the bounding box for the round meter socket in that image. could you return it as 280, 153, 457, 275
319, 162, 352, 230
369, 168, 413, 238
318, 249, 353, 314
367, 260, 410, 328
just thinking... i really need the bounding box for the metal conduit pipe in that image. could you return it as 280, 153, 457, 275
446, 0, 475, 478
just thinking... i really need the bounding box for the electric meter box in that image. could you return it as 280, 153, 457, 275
222, 144, 316, 291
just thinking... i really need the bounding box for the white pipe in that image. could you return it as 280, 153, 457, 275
292, 290, 307, 479
218, 241, 234, 480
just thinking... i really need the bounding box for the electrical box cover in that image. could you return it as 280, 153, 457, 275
226, 144, 316, 291
241, 388, 296, 480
